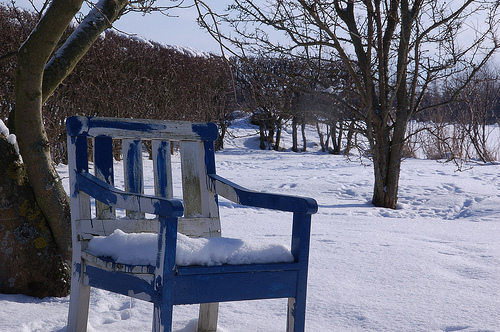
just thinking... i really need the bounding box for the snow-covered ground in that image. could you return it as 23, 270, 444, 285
1, 118, 499, 331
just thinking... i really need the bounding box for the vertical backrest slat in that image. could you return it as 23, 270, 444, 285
70, 135, 91, 220
123, 139, 144, 219
152, 140, 174, 199
67, 135, 91, 250
93, 136, 115, 219
180, 141, 221, 237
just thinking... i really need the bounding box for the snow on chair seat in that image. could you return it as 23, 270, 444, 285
86, 230, 294, 267
66, 116, 318, 332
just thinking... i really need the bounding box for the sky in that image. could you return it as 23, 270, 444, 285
9, 0, 231, 55
8, 0, 499, 62
110, 1, 229, 54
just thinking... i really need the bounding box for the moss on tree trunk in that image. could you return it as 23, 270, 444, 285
0, 134, 69, 297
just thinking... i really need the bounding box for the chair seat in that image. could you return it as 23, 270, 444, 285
80, 228, 300, 307
81, 249, 301, 305
86, 229, 295, 267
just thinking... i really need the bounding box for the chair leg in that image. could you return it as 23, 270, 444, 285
198, 302, 219, 332
287, 297, 306, 332
153, 299, 174, 332
67, 262, 91, 332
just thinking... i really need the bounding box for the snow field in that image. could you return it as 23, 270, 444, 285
0, 118, 499, 331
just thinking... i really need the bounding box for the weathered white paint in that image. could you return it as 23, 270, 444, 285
177, 217, 221, 238
76, 219, 158, 239
67, 135, 92, 332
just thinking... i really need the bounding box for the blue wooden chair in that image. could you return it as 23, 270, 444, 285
66, 116, 318, 332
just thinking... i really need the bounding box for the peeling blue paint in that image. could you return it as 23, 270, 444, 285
191, 122, 218, 141
208, 174, 318, 214
92, 118, 159, 133
66, 116, 88, 136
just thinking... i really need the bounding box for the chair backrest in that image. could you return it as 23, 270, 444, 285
66, 116, 222, 240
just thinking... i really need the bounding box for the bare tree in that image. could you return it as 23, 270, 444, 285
452, 66, 500, 163
412, 68, 500, 164
198, 0, 500, 208
234, 56, 298, 150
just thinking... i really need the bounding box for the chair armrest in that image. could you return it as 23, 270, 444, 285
208, 174, 318, 215
76, 172, 184, 217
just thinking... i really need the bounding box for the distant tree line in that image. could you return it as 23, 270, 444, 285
232, 54, 500, 163
232, 55, 358, 154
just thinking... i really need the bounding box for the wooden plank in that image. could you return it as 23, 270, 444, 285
208, 174, 318, 214
84, 265, 155, 302
76, 172, 183, 217
66, 116, 218, 141
81, 251, 156, 274
177, 217, 221, 238
153, 215, 178, 332
94, 136, 115, 219
75, 219, 158, 239
288, 212, 311, 332
176, 263, 299, 275
123, 139, 145, 219
67, 134, 92, 332
180, 140, 221, 332
152, 140, 174, 199
180, 141, 221, 229
173, 270, 298, 305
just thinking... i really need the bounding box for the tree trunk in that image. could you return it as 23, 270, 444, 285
301, 121, 307, 152
292, 116, 298, 152
215, 122, 226, 151
13, 0, 128, 262
325, 124, 331, 151
274, 128, 281, 150
371, 117, 407, 209
371, 149, 400, 209
258, 122, 266, 149
315, 121, 326, 152
344, 121, 355, 156
15, 0, 85, 262
328, 122, 336, 154
330, 122, 339, 154
5, 0, 128, 297
371, 1, 414, 209
274, 118, 282, 151
0, 134, 70, 297
334, 122, 343, 154
42, 0, 128, 104
267, 125, 275, 149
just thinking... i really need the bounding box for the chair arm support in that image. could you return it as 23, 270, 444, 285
208, 174, 318, 215
76, 172, 184, 217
